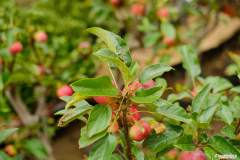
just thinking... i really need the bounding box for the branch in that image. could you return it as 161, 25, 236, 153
5, 86, 38, 126
34, 86, 48, 117
122, 106, 132, 160
116, 146, 126, 160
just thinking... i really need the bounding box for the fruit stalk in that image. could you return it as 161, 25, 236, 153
122, 105, 133, 160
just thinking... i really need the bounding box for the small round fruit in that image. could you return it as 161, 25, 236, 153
34, 31, 48, 42
4, 145, 17, 157
167, 149, 178, 159
156, 7, 169, 18
57, 85, 73, 97
8, 42, 23, 55
38, 65, 44, 75
129, 120, 151, 141
131, 4, 145, 16
163, 36, 175, 46
126, 106, 141, 123
110, 0, 120, 7
78, 41, 90, 52
108, 112, 119, 133
179, 150, 207, 160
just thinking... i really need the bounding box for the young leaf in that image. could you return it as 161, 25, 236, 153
155, 78, 167, 88
199, 134, 208, 143
191, 82, 214, 120
87, 104, 112, 137
208, 136, 240, 159
129, 61, 140, 81
84, 27, 132, 67
23, 138, 48, 159
89, 133, 117, 160
0, 128, 18, 144
93, 49, 132, 86
71, 75, 119, 97
212, 77, 232, 93
221, 125, 237, 139
176, 92, 191, 100
174, 134, 195, 151
197, 105, 219, 128
180, 45, 201, 78
155, 104, 191, 123
65, 93, 91, 110
161, 23, 176, 39
138, 63, 173, 84
144, 32, 162, 47
230, 86, 240, 93
79, 126, 108, 148
110, 154, 123, 160
143, 124, 183, 153
220, 105, 233, 125
203, 147, 219, 160
130, 87, 164, 103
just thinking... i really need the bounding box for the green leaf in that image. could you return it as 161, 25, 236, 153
65, 93, 91, 110
212, 77, 232, 93
155, 78, 167, 88
87, 104, 112, 137
0, 151, 16, 160
143, 124, 183, 153
144, 32, 162, 47
227, 139, 240, 150
191, 82, 214, 120
167, 93, 176, 103
85, 27, 132, 67
89, 133, 117, 160
220, 105, 233, 125
203, 147, 219, 160
0, 128, 18, 144
177, 92, 191, 100
139, 63, 173, 84
174, 134, 195, 151
110, 154, 123, 160
156, 144, 174, 157
79, 126, 108, 148
199, 134, 208, 143
221, 125, 237, 139
23, 138, 48, 159
137, 17, 157, 32
71, 75, 119, 97
155, 104, 191, 123
131, 145, 144, 160
180, 45, 201, 78
129, 60, 140, 81
130, 87, 164, 103
208, 136, 240, 159
238, 70, 240, 79
160, 23, 176, 39
93, 49, 132, 86
197, 105, 219, 128
230, 86, 240, 93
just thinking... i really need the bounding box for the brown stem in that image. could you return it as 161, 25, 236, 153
116, 146, 126, 160
35, 86, 48, 117
122, 107, 132, 160
236, 119, 240, 135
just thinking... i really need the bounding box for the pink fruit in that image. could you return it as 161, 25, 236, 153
156, 7, 169, 18
57, 85, 73, 97
141, 79, 156, 89
126, 106, 141, 123
191, 89, 197, 98
163, 36, 175, 46
34, 31, 48, 42
167, 149, 178, 159
78, 41, 90, 52
38, 65, 44, 75
4, 145, 17, 157
131, 4, 145, 16
108, 112, 119, 133
110, 0, 120, 7
130, 120, 151, 141
179, 150, 207, 160
7, 42, 23, 55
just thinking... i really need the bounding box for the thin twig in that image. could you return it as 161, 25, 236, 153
116, 146, 126, 160
122, 107, 132, 160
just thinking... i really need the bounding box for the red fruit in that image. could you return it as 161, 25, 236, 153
130, 120, 151, 141
191, 89, 197, 98
167, 149, 178, 159
163, 36, 175, 46
223, 4, 235, 17
7, 42, 23, 55
179, 150, 207, 160
126, 106, 141, 123
34, 31, 48, 42
110, 0, 120, 7
78, 41, 90, 52
156, 7, 169, 18
108, 112, 119, 133
4, 145, 17, 157
141, 79, 156, 89
0, 59, 3, 65
38, 65, 44, 75
57, 85, 73, 97
131, 4, 145, 16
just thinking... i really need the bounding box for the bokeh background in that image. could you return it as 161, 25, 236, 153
0, 0, 240, 159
